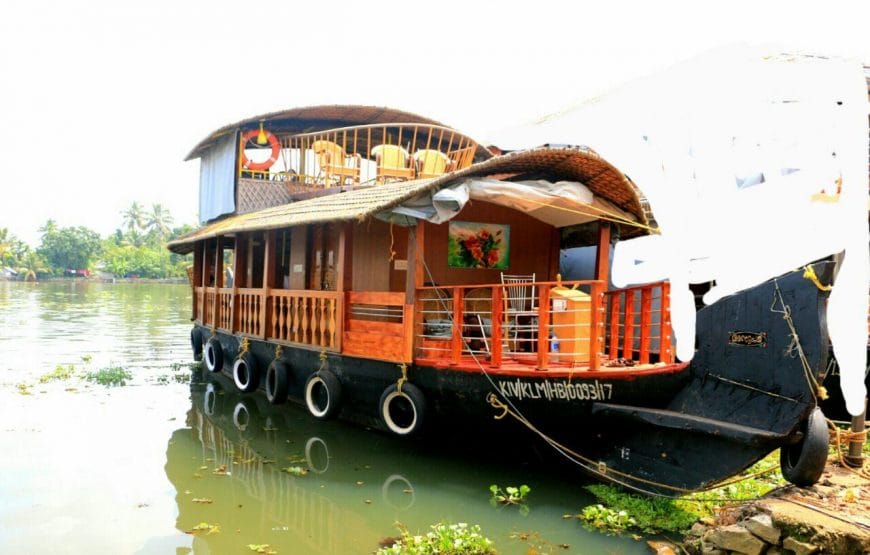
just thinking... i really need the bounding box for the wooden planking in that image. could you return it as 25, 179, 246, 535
347, 290, 405, 306
639, 287, 652, 364
346, 318, 404, 336
343, 331, 408, 363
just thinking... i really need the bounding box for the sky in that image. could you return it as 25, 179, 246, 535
0, 0, 867, 247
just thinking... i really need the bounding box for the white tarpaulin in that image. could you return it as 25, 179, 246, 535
381, 178, 637, 229
492, 46, 869, 415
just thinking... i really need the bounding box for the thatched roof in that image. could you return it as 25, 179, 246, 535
185, 104, 477, 161
168, 146, 649, 254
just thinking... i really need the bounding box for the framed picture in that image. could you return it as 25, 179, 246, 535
447, 221, 510, 269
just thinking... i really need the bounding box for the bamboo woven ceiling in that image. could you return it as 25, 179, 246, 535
168, 146, 649, 254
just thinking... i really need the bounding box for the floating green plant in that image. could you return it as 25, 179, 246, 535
377, 522, 495, 555
39, 364, 77, 383
85, 366, 133, 386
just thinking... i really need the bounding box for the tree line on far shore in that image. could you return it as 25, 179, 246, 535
0, 202, 194, 281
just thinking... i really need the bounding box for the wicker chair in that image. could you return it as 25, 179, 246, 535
312, 140, 361, 186
372, 144, 414, 184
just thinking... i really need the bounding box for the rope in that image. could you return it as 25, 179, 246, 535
238, 336, 250, 357
273, 344, 283, 362
318, 350, 328, 372
828, 419, 870, 480
396, 363, 408, 393
769, 281, 826, 402
802, 265, 832, 291
388, 223, 397, 262
485, 393, 783, 497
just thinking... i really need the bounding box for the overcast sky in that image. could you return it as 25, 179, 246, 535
1, 0, 867, 246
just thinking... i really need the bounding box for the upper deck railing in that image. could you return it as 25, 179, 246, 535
239, 123, 482, 189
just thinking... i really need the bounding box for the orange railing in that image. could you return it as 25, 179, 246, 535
239, 123, 481, 187
415, 280, 674, 370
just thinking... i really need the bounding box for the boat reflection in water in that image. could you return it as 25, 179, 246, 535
165, 371, 649, 555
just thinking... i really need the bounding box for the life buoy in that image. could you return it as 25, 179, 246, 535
780, 407, 829, 487
204, 338, 224, 373
304, 370, 342, 420
233, 352, 259, 392
241, 128, 280, 171
190, 328, 203, 361
379, 383, 426, 437
265, 360, 290, 404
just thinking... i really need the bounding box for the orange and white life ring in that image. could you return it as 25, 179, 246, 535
240, 128, 280, 171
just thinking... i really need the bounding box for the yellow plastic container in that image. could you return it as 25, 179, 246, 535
550, 287, 591, 363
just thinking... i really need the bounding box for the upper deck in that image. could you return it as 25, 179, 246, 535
190, 105, 492, 222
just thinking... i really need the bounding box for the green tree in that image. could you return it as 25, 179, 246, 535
145, 203, 174, 239
37, 224, 102, 273
121, 202, 146, 233
17, 251, 48, 281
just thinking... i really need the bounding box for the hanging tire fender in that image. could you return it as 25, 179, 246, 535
233, 351, 259, 392
191, 328, 203, 361
379, 383, 426, 437
780, 407, 829, 487
265, 360, 290, 404
304, 370, 342, 420
204, 337, 224, 373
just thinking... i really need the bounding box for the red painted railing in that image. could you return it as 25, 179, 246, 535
415, 280, 673, 369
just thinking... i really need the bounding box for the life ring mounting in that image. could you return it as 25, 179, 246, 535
241, 125, 280, 171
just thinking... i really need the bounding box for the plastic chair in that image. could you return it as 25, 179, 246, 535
312, 140, 361, 186
371, 144, 414, 184
412, 149, 451, 179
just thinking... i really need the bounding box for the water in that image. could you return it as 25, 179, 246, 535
0, 281, 649, 554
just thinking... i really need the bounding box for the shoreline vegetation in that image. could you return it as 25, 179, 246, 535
0, 201, 194, 282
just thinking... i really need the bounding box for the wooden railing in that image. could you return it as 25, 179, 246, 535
239, 123, 482, 188
270, 290, 341, 349
343, 291, 413, 363
194, 286, 341, 352
415, 280, 674, 370
604, 282, 674, 364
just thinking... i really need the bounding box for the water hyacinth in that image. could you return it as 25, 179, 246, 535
377, 522, 496, 554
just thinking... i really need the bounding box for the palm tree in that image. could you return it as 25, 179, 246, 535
0, 228, 10, 262
17, 251, 47, 281
121, 202, 146, 233
145, 203, 174, 239
38, 219, 58, 236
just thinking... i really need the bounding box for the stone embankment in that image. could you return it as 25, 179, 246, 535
682, 464, 870, 555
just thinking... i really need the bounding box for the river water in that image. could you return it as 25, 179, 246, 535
0, 281, 649, 554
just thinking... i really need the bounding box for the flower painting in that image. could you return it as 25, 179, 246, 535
447, 222, 510, 269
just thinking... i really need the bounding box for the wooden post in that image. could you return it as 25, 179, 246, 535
406, 221, 425, 361
639, 286, 652, 364
622, 289, 635, 361
660, 282, 674, 363
490, 286, 503, 368
335, 223, 353, 352
214, 236, 223, 329
846, 399, 866, 468
589, 281, 603, 371
231, 234, 246, 334
261, 230, 276, 339
193, 242, 203, 323
451, 287, 463, 365
608, 292, 620, 360
594, 222, 611, 286
536, 285, 551, 370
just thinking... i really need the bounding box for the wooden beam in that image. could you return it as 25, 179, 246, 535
590, 282, 603, 371
335, 223, 353, 352
405, 221, 425, 304
214, 237, 223, 329
594, 221, 611, 286
261, 230, 277, 339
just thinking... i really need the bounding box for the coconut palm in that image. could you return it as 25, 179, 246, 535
17, 251, 47, 281
0, 228, 10, 262
145, 203, 174, 239
38, 219, 58, 236
121, 202, 146, 233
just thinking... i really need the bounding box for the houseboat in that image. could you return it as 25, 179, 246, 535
169, 105, 833, 494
